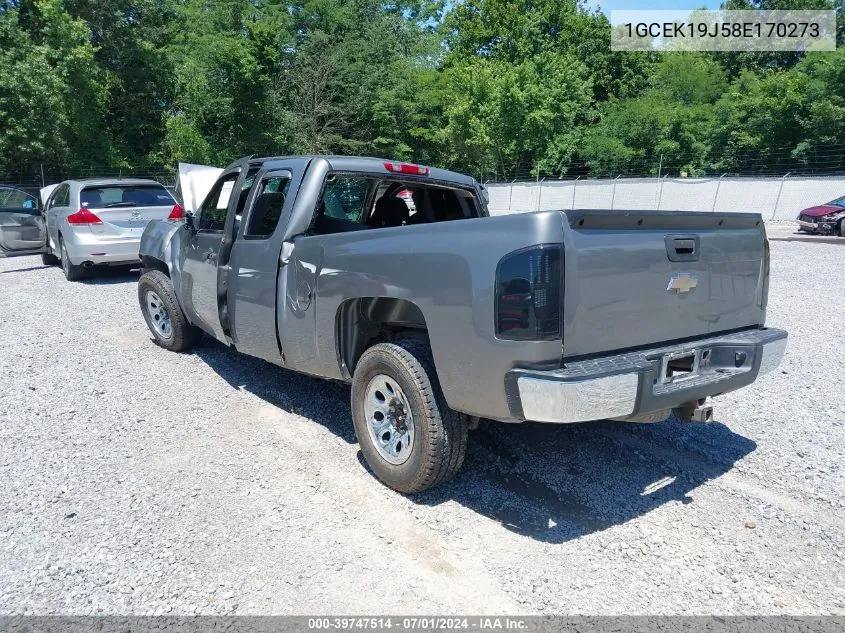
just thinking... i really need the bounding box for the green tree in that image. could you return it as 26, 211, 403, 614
0, 8, 66, 179
63, 0, 175, 166
444, 52, 592, 177
156, 0, 275, 166
710, 70, 811, 173
583, 54, 726, 176
0, 0, 110, 180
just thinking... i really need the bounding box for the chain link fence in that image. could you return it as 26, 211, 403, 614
5, 164, 844, 222
485, 174, 845, 221
0, 167, 177, 189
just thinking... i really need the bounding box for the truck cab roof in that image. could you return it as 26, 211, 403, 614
228, 155, 478, 188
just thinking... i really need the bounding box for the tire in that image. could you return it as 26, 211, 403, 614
41, 251, 59, 266
138, 270, 202, 352
839, 221, 845, 238
351, 339, 468, 493
59, 236, 86, 281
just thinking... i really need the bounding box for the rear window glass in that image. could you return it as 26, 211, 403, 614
80, 185, 174, 208
322, 177, 370, 222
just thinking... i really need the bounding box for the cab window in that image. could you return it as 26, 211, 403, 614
197, 174, 238, 232
310, 174, 479, 236
321, 177, 370, 223
244, 174, 293, 238
311, 176, 375, 234
231, 166, 261, 239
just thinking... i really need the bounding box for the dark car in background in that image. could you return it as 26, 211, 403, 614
0, 185, 47, 259
797, 195, 845, 237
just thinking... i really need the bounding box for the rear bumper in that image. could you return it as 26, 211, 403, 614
62, 228, 141, 266
506, 328, 787, 423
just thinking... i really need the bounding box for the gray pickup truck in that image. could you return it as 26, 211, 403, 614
137, 155, 787, 493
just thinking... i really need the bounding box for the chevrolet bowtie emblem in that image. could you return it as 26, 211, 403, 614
667, 273, 698, 293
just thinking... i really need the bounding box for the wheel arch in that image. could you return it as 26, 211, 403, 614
140, 254, 170, 276
335, 297, 430, 380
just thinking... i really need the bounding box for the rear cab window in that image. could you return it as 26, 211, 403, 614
312, 173, 481, 235
80, 184, 174, 209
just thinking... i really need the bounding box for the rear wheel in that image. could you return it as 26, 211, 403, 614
138, 270, 202, 352
59, 236, 86, 281
351, 339, 468, 493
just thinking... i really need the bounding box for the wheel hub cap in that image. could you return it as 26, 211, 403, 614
145, 290, 173, 340
364, 374, 414, 465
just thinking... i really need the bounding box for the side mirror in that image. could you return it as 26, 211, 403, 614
184, 212, 197, 234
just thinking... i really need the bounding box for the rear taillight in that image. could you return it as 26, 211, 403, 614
495, 245, 561, 340
67, 208, 102, 225
168, 203, 184, 220
384, 162, 430, 176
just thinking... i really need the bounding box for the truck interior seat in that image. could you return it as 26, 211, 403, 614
430, 190, 465, 221
370, 196, 409, 228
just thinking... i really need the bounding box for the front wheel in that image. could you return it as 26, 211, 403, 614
138, 270, 202, 352
351, 340, 468, 493
839, 221, 845, 238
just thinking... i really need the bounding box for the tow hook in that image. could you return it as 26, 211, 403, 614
676, 400, 714, 423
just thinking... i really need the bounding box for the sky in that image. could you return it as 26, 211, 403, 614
593, 0, 723, 14
590, 1, 724, 26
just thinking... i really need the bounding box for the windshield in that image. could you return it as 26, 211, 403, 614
827, 195, 845, 207
0, 186, 38, 210
81, 184, 174, 208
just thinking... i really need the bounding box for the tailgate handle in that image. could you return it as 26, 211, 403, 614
673, 239, 695, 254
665, 235, 700, 262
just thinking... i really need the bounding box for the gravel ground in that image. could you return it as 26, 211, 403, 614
0, 240, 843, 616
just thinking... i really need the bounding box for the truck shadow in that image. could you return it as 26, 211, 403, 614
193, 338, 358, 444
413, 419, 756, 543
193, 338, 756, 545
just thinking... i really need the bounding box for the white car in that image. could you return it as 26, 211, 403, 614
35, 178, 183, 280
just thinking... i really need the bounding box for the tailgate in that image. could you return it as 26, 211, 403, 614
561, 210, 767, 358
